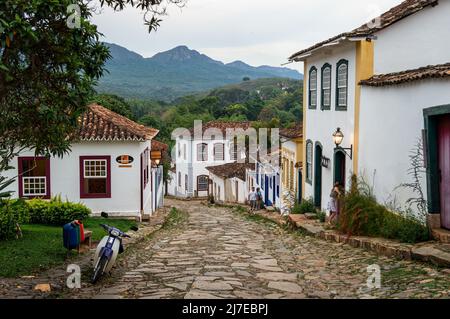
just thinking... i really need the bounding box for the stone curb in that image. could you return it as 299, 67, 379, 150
285, 215, 450, 268
198, 202, 450, 269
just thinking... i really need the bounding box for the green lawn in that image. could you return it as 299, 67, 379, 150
0, 218, 138, 278
83, 218, 138, 241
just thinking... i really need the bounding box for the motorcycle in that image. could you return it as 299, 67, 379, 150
92, 212, 138, 283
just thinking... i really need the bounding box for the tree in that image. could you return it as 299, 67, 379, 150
0, 0, 186, 175
243, 77, 250, 82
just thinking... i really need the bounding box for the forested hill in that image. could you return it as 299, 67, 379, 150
96, 43, 303, 101
90, 77, 303, 146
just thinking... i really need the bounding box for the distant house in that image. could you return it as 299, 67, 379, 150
279, 124, 303, 212
4, 104, 164, 219
206, 162, 255, 204
169, 121, 252, 198
289, 0, 450, 236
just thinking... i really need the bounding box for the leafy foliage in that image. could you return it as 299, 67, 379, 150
291, 198, 316, 214
0, 0, 110, 162
0, 199, 30, 239
3, 196, 91, 227
127, 78, 303, 147
338, 176, 430, 243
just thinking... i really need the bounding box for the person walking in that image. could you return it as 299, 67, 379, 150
248, 187, 257, 213
256, 188, 263, 211
328, 182, 342, 225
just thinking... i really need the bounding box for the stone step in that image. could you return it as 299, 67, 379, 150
432, 228, 450, 244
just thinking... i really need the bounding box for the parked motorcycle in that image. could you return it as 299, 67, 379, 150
92, 212, 138, 283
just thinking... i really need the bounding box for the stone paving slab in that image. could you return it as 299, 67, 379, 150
54, 199, 450, 299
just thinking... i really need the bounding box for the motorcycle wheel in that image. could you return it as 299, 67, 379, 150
92, 255, 109, 284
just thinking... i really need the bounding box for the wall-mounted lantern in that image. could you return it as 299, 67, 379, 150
150, 150, 162, 166
333, 127, 353, 159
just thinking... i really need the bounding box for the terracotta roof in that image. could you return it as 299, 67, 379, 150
76, 104, 159, 141
206, 162, 255, 181
360, 63, 450, 86
151, 140, 169, 152
280, 123, 303, 139
289, 0, 439, 61
188, 121, 253, 137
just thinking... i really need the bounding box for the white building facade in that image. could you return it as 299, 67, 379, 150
4, 104, 164, 219
290, 0, 450, 232
169, 121, 252, 198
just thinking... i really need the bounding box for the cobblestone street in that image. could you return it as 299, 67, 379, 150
64, 199, 449, 299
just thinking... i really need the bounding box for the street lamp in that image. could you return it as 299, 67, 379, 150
150, 150, 162, 167
332, 127, 353, 159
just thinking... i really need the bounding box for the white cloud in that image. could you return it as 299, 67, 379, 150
90, 0, 403, 67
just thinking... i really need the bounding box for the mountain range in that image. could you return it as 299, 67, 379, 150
96, 43, 303, 101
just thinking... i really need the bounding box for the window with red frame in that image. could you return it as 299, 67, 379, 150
80, 156, 111, 198
18, 157, 51, 199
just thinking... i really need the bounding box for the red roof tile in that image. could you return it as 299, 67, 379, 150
280, 123, 303, 139
360, 63, 450, 86
189, 121, 253, 137
206, 162, 255, 181
76, 104, 159, 141
289, 0, 439, 61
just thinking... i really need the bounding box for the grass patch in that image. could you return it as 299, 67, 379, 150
83, 218, 138, 241
0, 218, 138, 278
0, 224, 70, 278
161, 208, 188, 231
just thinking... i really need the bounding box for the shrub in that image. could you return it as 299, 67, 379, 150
0, 199, 29, 239
316, 211, 326, 223
27, 197, 91, 226
338, 176, 430, 244
291, 198, 316, 214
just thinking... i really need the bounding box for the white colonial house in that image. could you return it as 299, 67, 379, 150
206, 162, 254, 204
289, 0, 450, 236
168, 121, 252, 198
4, 104, 164, 220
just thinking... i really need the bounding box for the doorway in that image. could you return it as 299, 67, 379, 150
438, 114, 450, 229
424, 105, 450, 231
314, 143, 323, 208
334, 150, 346, 189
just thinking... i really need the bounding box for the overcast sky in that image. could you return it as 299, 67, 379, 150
91, 0, 402, 72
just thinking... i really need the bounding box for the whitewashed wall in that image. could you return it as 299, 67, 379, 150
359, 80, 450, 212
210, 173, 225, 203
174, 137, 239, 198
304, 43, 357, 208
4, 141, 152, 217
228, 177, 247, 204
374, 1, 450, 74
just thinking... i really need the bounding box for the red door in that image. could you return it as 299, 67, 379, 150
438, 115, 450, 230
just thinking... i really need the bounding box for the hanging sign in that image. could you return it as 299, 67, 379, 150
116, 155, 134, 167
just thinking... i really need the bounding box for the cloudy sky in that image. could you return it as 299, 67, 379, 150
91, 0, 402, 72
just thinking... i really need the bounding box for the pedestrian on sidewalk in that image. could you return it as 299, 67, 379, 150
256, 188, 263, 211
248, 187, 257, 213
327, 182, 342, 225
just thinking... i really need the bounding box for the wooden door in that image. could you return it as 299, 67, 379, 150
314, 144, 323, 208
438, 114, 450, 230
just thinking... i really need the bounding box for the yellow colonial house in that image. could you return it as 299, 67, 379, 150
280, 124, 303, 213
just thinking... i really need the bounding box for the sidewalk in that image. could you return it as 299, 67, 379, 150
252, 209, 450, 269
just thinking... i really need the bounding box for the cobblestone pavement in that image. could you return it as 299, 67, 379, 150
64, 199, 450, 299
